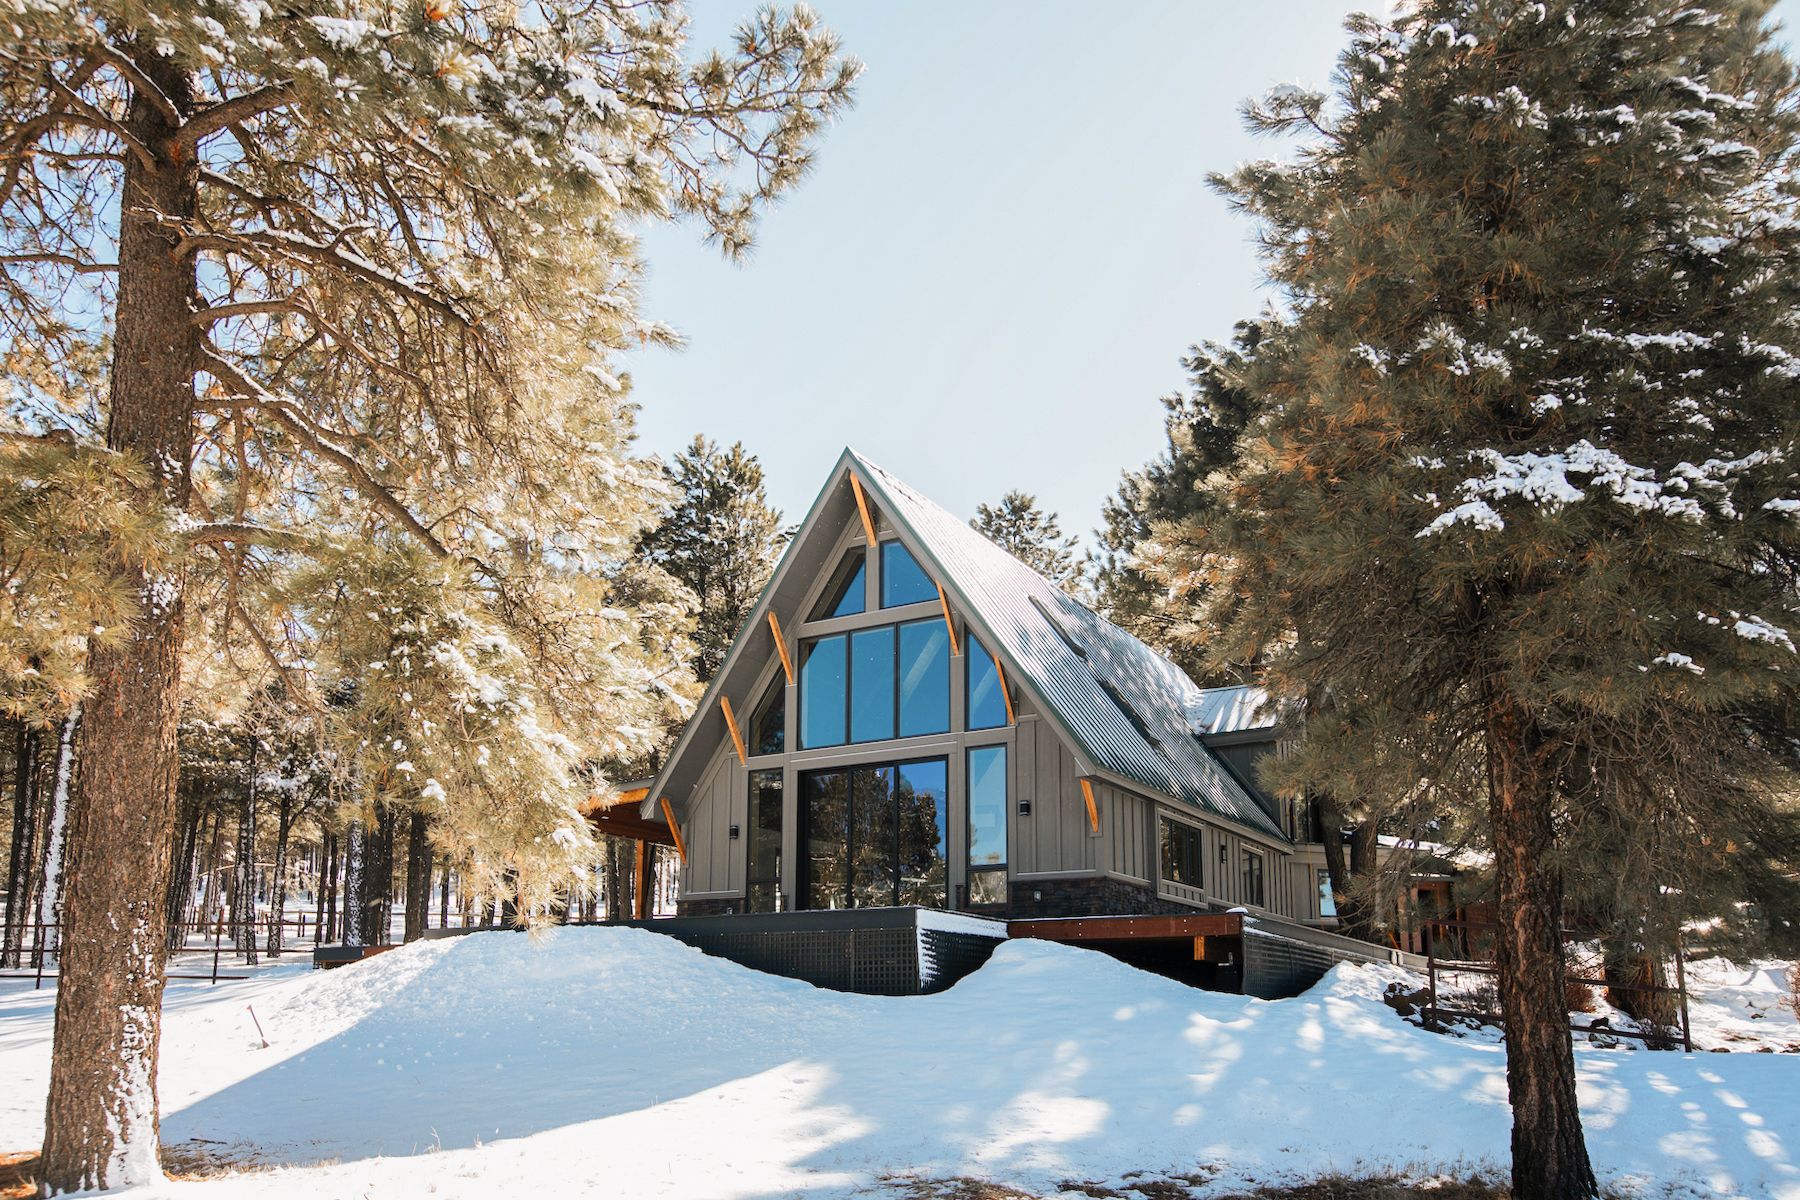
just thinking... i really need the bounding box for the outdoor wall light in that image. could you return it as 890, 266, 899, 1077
1017, 798, 1031, 816
728, 823, 741, 840
1219, 844, 1228, 865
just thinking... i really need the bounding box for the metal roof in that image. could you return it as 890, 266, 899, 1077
850, 452, 1285, 839
1186, 684, 1281, 738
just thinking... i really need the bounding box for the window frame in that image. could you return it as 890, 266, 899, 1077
811, 547, 869, 621
797, 754, 950, 910
1158, 814, 1205, 891
799, 617, 952, 750
1241, 847, 1266, 909
746, 768, 784, 913
748, 675, 786, 759
965, 632, 1009, 731
879, 539, 937, 609
965, 743, 1008, 909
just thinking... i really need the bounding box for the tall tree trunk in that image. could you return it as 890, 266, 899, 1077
341, 821, 365, 947
268, 791, 293, 956
438, 862, 451, 929
164, 795, 201, 954
42, 48, 199, 1192
361, 801, 396, 945
31, 709, 79, 966
1317, 792, 1382, 943
403, 811, 431, 943
3, 722, 42, 968
1486, 689, 1597, 1200
320, 830, 338, 944
233, 738, 258, 964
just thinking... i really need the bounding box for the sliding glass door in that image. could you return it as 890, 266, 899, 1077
801, 757, 947, 909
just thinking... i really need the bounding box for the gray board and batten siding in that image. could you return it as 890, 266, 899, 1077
642, 449, 1308, 924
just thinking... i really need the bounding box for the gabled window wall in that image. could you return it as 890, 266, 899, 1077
739, 497, 1016, 916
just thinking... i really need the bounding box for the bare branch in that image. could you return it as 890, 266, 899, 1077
170, 83, 297, 155
1, 251, 118, 274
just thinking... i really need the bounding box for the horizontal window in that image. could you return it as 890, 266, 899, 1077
800, 618, 949, 749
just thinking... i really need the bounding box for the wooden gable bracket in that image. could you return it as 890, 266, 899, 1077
767, 611, 795, 685
935, 582, 960, 656
992, 654, 1016, 724
848, 471, 879, 545
660, 796, 689, 865
720, 694, 748, 765
1079, 777, 1100, 834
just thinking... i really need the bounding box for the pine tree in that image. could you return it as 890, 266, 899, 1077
638, 436, 786, 684
971, 490, 1085, 595
1096, 323, 1265, 680
1194, 4, 1800, 1197
2, 3, 858, 1186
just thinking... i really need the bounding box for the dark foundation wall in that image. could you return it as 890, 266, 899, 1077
1002, 876, 1200, 919
678, 897, 742, 918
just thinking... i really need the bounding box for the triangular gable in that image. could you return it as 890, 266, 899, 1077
643, 449, 1284, 842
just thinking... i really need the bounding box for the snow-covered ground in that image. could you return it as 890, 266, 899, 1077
1, 927, 1796, 1199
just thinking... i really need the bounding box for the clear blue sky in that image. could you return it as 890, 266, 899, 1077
625, 1, 1800, 544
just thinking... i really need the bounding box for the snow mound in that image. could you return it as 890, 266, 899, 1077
0, 925, 1796, 1200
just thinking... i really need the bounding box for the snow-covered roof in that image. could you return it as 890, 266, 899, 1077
1185, 684, 1281, 738
851, 452, 1284, 839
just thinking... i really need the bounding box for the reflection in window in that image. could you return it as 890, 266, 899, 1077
850, 626, 895, 743
967, 634, 1008, 730
1241, 849, 1265, 908
800, 619, 949, 748
748, 770, 783, 913
881, 540, 936, 608
898, 620, 949, 737
1159, 817, 1204, 888
850, 765, 897, 908
813, 549, 866, 620
1317, 870, 1337, 918
800, 758, 947, 909
803, 770, 849, 909
799, 635, 846, 748
896, 760, 948, 907
751, 678, 785, 756
967, 745, 1007, 906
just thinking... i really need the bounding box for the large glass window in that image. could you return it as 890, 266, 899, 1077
748, 770, 783, 912
896, 760, 948, 907
800, 635, 846, 749
850, 626, 896, 743
898, 620, 950, 737
1241, 849, 1265, 908
801, 757, 946, 909
1160, 817, 1204, 889
881, 540, 936, 608
967, 633, 1008, 730
800, 619, 949, 748
813, 549, 867, 620
803, 770, 849, 909
751, 678, 785, 757
967, 745, 1007, 906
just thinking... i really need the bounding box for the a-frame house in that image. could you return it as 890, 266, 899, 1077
640, 449, 1333, 924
